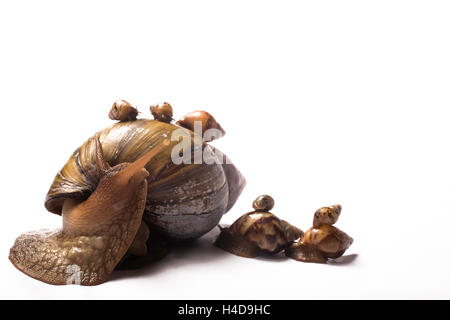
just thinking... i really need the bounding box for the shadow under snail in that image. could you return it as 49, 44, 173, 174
9, 101, 246, 286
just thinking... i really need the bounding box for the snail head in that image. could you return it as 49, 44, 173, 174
62, 136, 169, 235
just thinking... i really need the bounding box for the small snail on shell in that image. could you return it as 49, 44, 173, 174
150, 102, 173, 123
313, 204, 341, 228
108, 99, 139, 121
176, 110, 226, 142
215, 195, 303, 258
285, 205, 353, 263
252, 194, 275, 211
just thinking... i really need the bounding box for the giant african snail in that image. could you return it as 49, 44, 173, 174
9, 101, 245, 285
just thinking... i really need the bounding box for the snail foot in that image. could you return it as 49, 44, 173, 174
214, 227, 262, 258
285, 242, 327, 264
313, 204, 342, 228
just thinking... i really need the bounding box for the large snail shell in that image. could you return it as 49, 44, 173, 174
45, 119, 245, 241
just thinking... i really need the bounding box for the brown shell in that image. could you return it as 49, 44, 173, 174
176, 110, 225, 142
302, 225, 353, 259
280, 220, 304, 242
313, 204, 341, 228
227, 212, 289, 253
252, 195, 274, 212
45, 119, 245, 241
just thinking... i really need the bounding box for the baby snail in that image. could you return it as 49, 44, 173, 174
150, 102, 173, 123
215, 195, 303, 258
176, 110, 226, 142
108, 99, 139, 121
285, 205, 353, 263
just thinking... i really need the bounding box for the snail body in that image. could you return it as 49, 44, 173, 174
302, 225, 353, 259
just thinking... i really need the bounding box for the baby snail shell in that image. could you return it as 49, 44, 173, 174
176, 110, 226, 142
108, 99, 139, 121
281, 219, 304, 243
253, 194, 274, 211
286, 204, 353, 263
313, 204, 341, 228
150, 102, 173, 123
215, 195, 303, 258
126, 220, 151, 257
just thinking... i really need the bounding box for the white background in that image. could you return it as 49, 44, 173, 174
1, 1, 449, 299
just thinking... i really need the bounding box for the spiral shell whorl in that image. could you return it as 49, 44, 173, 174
45, 119, 245, 241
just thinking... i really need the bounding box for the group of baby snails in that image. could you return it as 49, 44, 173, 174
215, 195, 353, 263
109, 100, 353, 263
109, 99, 225, 141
